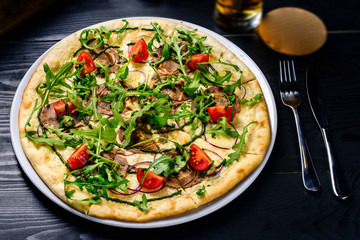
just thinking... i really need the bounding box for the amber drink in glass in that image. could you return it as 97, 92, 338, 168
215, 0, 263, 32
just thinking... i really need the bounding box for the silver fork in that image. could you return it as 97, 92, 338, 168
279, 60, 320, 192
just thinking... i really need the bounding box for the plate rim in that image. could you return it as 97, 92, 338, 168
10, 16, 277, 229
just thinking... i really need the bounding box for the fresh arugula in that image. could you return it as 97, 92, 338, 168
133, 194, 152, 212
79, 26, 112, 50
175, 26, 212, 54
206, 117, 239, 138
95, 61, 111, 82
64, 167, 128, 203
24, 99, 65, 147
241, 93, 263, 106
224, 121, 257, 166
148, 22, 170, 64
70, 118, 117, 143
37, 62, 74, 107
196, 185, 207, 196
183, 70, 201, 98
170, 36, 190, 77
114, 19, 129, 40
146, 154, 187, 178
47, 127, 82, 148
83, 86, 102, 121
122, 98, 169, 147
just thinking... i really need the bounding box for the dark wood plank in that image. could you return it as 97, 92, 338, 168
0, 0, 57, 36
0, 171, 359, 239
1, 0, 360, 42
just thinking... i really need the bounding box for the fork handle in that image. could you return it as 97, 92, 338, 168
292, 107, 321, 192
320, 127, 350, 200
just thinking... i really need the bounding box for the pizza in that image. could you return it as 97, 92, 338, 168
18, 19, 271, 222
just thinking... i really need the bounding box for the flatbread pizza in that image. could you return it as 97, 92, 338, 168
18, 19, 270, 222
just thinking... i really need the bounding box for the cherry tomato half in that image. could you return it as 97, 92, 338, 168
207, 106, 235, 123
53, 99, 77, 116
77, 51, 95, 77
188, 144, 211, 171
67, 144, 91, 170
136, 169, 165, 190
186, 54, 209, 71
129, 39, 149, 62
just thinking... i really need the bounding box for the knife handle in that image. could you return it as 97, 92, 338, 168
320, 128, 350, 200
292, 108, 321, 192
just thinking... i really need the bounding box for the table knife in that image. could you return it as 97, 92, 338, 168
306, 59, 350, 200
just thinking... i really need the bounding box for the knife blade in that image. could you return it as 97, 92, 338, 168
306, 59, 350, 200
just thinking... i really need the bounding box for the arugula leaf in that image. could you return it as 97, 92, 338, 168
133, 194, 152, 212
48, 127, 82, 148
100, 26, 112, 44
147, 32, 161, 53
40, 62, 74, 106
111, 98, 127, 128
84, 86, 102, 121
122, 98, 169, 147
223, 79, 241, 95
70, 118, 117, 143
183, 70, 201, 98
79, 27, 112, 50
67, 91, 84, 111
241, 93, 263, 107
147, 155, 185, 177
26, 131, 65, 147
171, 37, 189, 77
224, 121, 257, 166
99, 118, 117, 143
64, 172, 128, 203
196, 185, 206, 196
190, 117, 200, 137
175, 26, 212, 54
206, 61, 240, 72
95, 61, 111, 82
115, 64, 129, 80
59, 115, 75, 128
112, 56, 132, 82
145, 102, 171, 130
70, 128, 97, 139
206, 117, 239, 138
196, 63, 232, 86
149, 22, 170, 63
114, 19, 129, 40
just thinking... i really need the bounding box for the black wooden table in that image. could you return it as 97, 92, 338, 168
1, 0, 359, 239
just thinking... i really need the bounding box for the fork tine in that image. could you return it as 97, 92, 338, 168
279, 60, 287, 93
290, 60, 297, 83
287, 60, 298, 92
286, 60, 292, 93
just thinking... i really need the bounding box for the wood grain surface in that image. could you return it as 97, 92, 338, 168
0, 0, 359, 239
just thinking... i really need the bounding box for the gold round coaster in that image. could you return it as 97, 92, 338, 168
258, 7, 327, 56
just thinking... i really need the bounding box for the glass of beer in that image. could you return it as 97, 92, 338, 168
215, 0, 263, 32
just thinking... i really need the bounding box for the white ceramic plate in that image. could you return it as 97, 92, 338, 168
10, 17, 277, 228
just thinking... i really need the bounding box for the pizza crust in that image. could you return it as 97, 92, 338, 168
183, 153, 263, 206
18, 18, 271, 222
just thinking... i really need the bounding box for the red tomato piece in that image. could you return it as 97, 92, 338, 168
53, 99, 77, 116
77, 51, 95, 77
188, 144, 212, 171
207, 106, 235, 123
136, 169, 165, 190
67, 144, 91, 170
186, 54, 209, 71
129, 39, 149, 62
